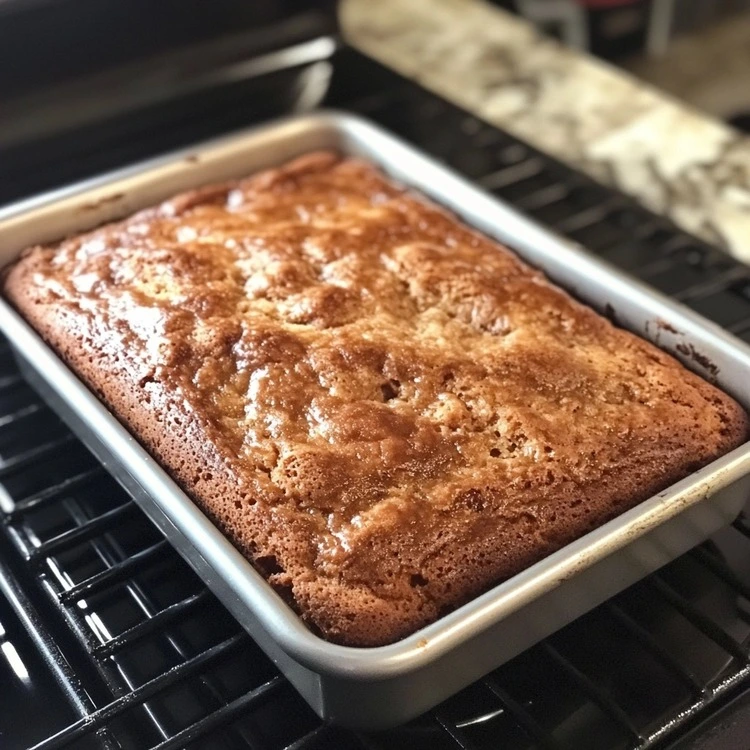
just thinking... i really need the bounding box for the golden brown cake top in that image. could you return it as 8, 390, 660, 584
6, 152, 748, 646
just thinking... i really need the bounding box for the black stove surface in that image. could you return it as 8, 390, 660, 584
2, 30, 750, 750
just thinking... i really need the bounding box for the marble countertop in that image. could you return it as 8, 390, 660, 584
341, 0, 750, 263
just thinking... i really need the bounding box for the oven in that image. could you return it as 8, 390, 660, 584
2, 2, 750, 748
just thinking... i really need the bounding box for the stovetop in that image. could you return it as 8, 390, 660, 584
2, 21, 750, 750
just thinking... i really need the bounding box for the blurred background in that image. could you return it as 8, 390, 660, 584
496, 0, 750, 130
4, 0, 750, 120
3, 0, 750, 148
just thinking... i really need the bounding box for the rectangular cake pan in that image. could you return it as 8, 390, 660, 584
2, 111, 750, 730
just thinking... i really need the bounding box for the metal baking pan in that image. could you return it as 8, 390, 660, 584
2, 111, 750, 730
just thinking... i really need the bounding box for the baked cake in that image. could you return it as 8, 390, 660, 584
4, 152, 748, 646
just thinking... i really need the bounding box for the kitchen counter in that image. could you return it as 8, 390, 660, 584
342, 0, 750, 263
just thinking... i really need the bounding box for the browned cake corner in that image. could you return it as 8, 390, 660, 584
3, 151, 748, 646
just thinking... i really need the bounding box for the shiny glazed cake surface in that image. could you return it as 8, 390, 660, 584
4, 152, 748, 645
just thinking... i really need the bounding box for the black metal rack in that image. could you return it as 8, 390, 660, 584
2, 45, 750, 750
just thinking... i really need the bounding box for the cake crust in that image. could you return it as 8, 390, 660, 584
4, 152, 748, 646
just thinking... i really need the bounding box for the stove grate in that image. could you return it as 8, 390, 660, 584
2, 453, 750, 745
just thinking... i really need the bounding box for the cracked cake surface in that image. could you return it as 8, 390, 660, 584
4, 151, 748, 646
